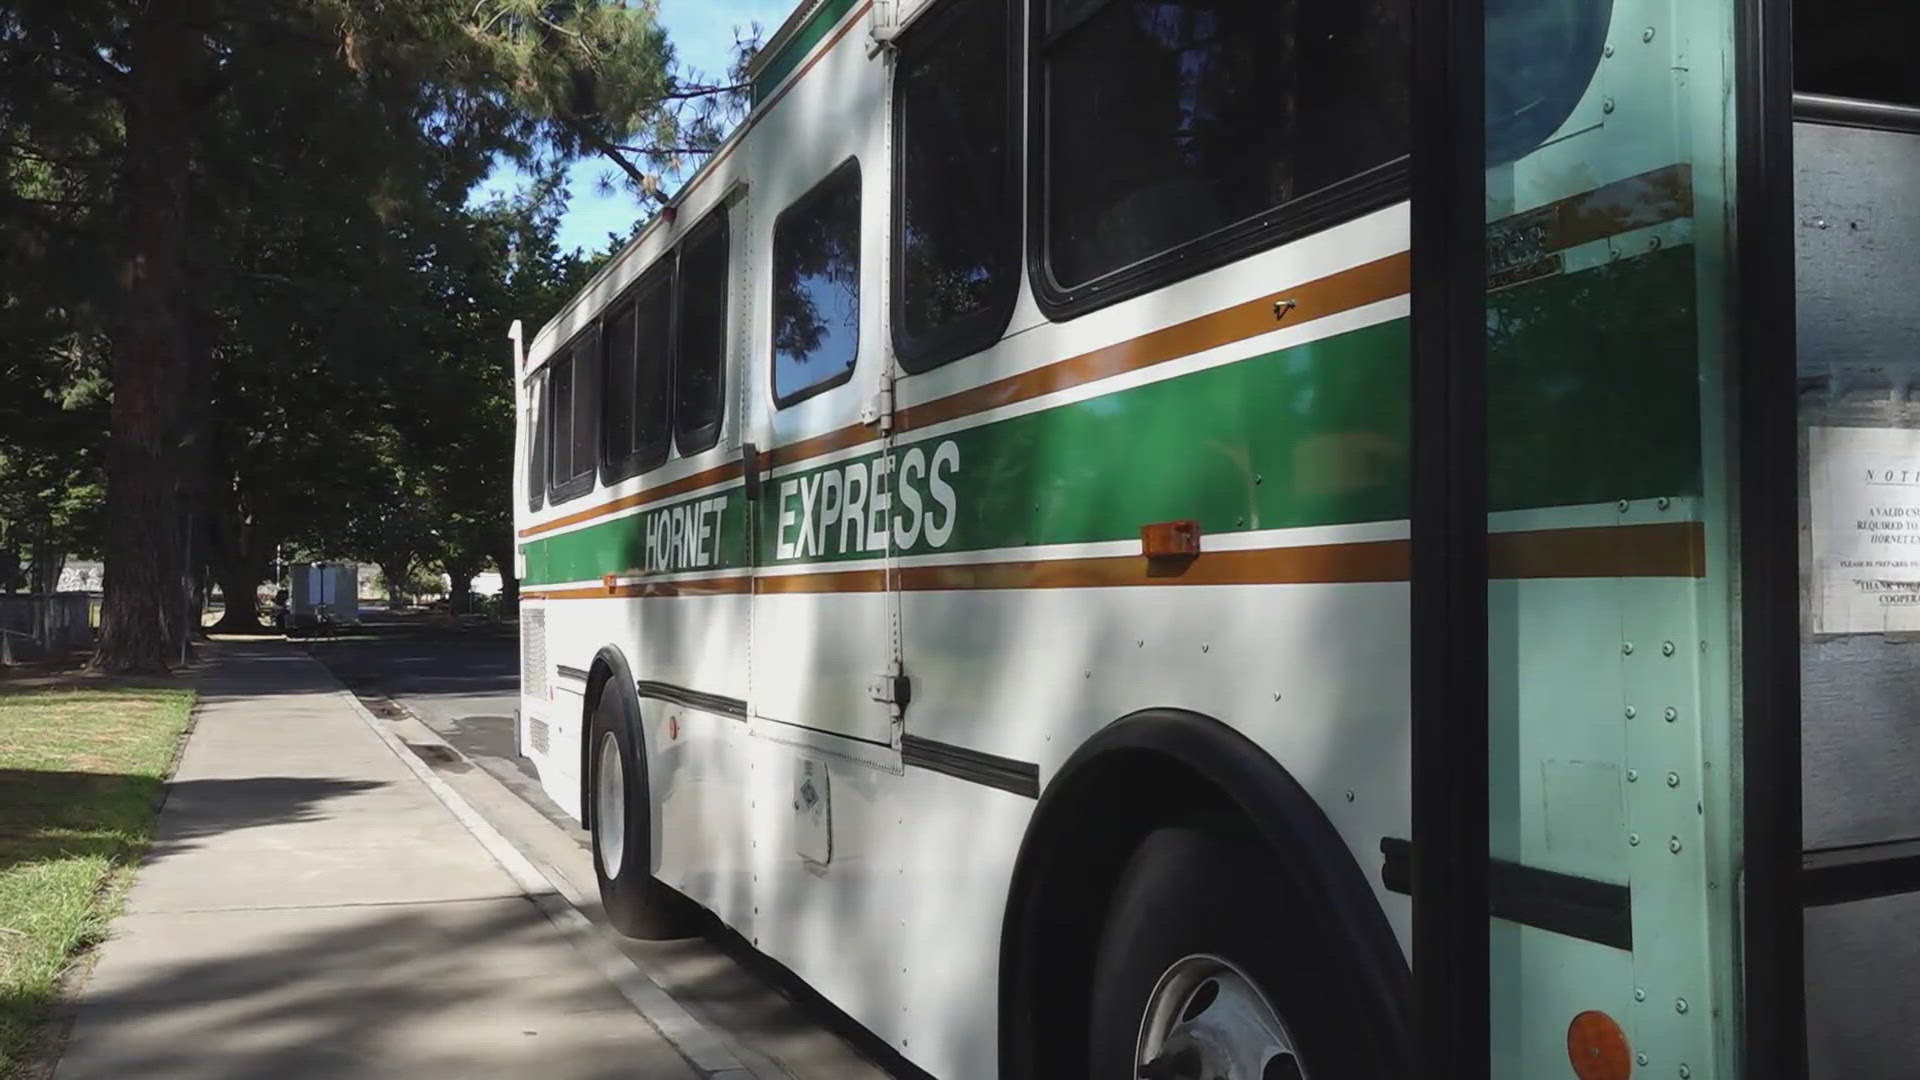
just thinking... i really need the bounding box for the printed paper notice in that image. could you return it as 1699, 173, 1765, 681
1809, 426, 1920, 633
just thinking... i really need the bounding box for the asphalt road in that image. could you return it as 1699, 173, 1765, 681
305, 620, 909, 1080
308, 626, 581, 839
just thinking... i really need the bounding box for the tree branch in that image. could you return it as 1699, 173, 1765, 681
610, 143, 719, 157
659, 82, 749, 100
560, 113, 663, 203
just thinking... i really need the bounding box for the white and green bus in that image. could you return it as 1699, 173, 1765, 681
510, 0, 1917, 1075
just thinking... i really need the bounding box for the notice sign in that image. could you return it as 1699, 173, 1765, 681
1810, 426, 1920, 633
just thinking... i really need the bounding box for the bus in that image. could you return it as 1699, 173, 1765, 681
509, 0, 1919, 1076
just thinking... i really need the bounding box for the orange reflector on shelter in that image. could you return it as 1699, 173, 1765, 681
1566, 1010, 1631, 1080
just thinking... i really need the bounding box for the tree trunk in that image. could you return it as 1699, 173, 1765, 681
448, 573, 473, 617
491, 549, 519, 618
210, 561, 265, 631
27, 545, 63, 594
94, 0, 197, 673
380, 559, 412, 608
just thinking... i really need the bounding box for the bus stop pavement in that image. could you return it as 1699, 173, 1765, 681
51, 641, 714, 1080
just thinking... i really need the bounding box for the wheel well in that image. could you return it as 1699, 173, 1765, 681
997, 709, 1411, 1079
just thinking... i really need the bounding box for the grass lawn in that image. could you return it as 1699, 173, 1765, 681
0, 685, 195, 1076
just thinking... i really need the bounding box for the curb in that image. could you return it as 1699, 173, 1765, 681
331, 683, 755, 1080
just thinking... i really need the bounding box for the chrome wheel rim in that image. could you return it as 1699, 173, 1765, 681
1135, 954, 1305, 1080
594, 731, 626, 878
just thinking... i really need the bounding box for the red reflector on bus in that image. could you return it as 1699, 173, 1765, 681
1566, 1010, 1630, 1080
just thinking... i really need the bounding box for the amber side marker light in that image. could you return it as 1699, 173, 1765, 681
1141, 519, 1201, 559
1567, 1010, 1631, 1080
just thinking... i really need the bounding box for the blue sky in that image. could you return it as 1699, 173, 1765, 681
473, 0, 796, 254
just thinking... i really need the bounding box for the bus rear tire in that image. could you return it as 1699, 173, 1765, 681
588, 689, 697, 939
1088, 827, 1362, 1080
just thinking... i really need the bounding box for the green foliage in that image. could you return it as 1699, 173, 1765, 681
0, 0, 758, 645
0, 684, 196, 1071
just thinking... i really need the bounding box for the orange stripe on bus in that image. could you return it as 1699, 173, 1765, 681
523, 575, 755, 600
519, 462, 746, 539
525, 522, 1705, 600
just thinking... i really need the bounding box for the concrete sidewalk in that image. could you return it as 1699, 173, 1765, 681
54, 641, 701, 1080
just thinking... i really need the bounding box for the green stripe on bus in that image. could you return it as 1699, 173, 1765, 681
518, 247, 1702, 585
752, 0, 863, 104
523, 487, 752, 585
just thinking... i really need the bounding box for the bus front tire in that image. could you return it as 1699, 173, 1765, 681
588, 690, 696, 939
1088, 827, 1356, 1080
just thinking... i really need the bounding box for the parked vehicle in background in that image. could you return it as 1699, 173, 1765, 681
288, 563, 359, 629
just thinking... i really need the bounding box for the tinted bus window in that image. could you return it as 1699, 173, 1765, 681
772, 159, 861, 406
893, 0, 1018, 371
622, 268, 674, 476
525, 369, 547, 511
547, 337, 598, 500
1038, 0, 1409, 298
674, 210, 729, 453
601, 303, 637, 470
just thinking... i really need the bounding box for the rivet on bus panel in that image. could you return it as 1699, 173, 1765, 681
1642, 27, 1656, 42
1629, 833, 1641, 846
1634, 988, 1646, 1002
1665, 707, 1678, 721
1661, 640, 1675, 656
1604, 43, 1615, 58
1657, 496, 1671, 510
1626, 706, 1637, 718
1603, 97, 1616, 114
1669, 837, 1683, 854
1637, 1053, 1650, 1066
1680, 1065, 1692, 1078
1627, 769, 1639, 782
1667, 772, 1680, 787
1622, 642, 1635, 655
1675, 998, 1688, 1014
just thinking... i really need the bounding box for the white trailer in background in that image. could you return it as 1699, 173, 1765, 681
289, 563, 358, 627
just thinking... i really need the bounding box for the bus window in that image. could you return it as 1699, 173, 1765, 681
604, 265, 674, 480
673, 209, 729, 454
772, 158, 861, 407
1035, 0, 1409, 308
892, 0, 1018, 372
601, 303, 637, 474
1796, 2, 1920, 109
524, 369, 546, 512
547, 334, 598, 501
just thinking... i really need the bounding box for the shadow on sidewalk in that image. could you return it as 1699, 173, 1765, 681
61, 899, 661, 1080
0, 772, 390, 876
